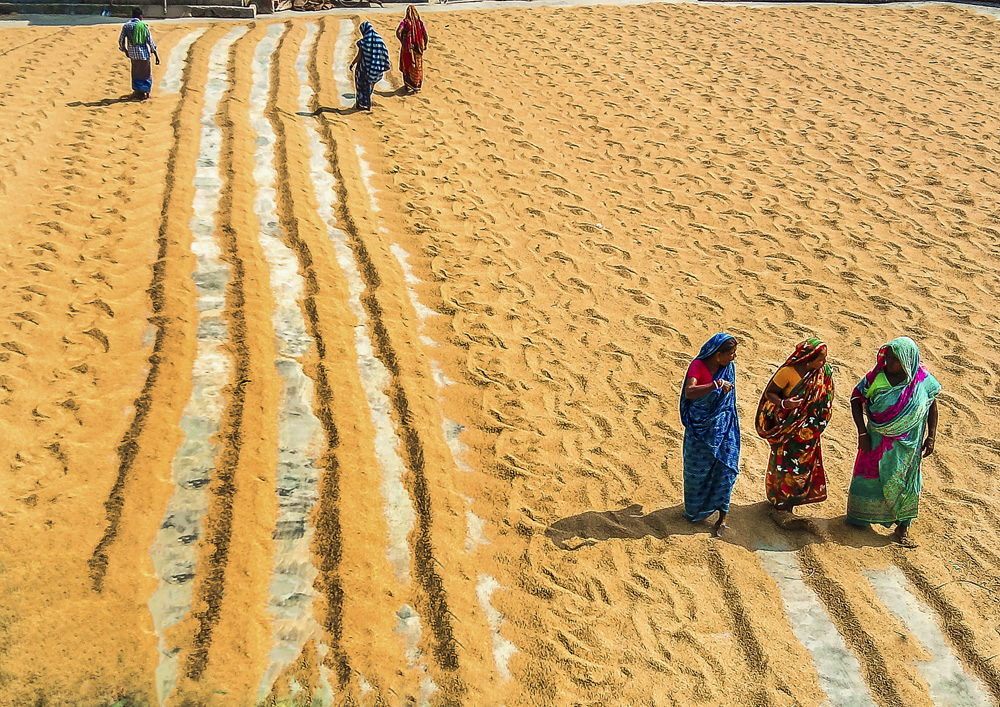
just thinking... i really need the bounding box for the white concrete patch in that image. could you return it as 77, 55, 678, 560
865, 568, 991, 706
757, 549, 875, 707
465, 507, 488, 552
476, 574, 517, 680
334, 19, 355, 109
390, 243, 438, 321
246, 24, 334, 704
353, 143, 380, 212
147, 25, 246, 707
159, 27, 207, 94
394, 604, 439, 705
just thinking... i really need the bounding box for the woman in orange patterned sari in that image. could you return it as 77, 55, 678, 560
756, 338, 834, 513
396, 5, 428, 93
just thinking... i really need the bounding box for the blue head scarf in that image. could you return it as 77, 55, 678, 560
679, 333, 740, 471
357, 22, 391, 85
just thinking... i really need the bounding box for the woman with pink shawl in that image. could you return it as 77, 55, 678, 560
847, 337, 940, 544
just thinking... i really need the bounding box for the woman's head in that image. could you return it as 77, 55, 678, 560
714, 337, 738, 366
793, 338, 827, 370
883, 346, 904, 376
882, 337, 919, 380
807, 348, 827, 370
696, 333, 737, 368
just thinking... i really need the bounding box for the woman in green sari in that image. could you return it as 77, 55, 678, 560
847, 337, 940, 543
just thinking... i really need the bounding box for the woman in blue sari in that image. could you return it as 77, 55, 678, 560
680, 334, 741, 536
847, 337, 940, 544
349, 22, 392, 112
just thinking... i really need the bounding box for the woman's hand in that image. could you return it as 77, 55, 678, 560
922, 435, 935, 458
858, 433, 872, 454
782, 396, 804, 410
719, 380, 733, 394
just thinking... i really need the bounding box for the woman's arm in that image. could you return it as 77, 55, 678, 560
922, 400, 938, 457
349, 48, 361, 70
764, 379, 784, 407
764, 378, 801, 409
685, 378, 731, 400
396, 23, 405, 41
852, 395, 871, 453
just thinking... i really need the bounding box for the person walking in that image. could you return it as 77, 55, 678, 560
349, 22, 391, 111
396, 5, 428, 93
118, 8, 159, 101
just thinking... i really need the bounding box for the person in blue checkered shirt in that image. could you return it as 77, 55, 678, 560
118, 8, 160, 100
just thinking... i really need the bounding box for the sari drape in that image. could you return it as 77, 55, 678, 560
756, 338, 834, 509
355, 22, 391, 109
680, 334, 741, 522
398, 6, 428, 91
847, 337, 940, 526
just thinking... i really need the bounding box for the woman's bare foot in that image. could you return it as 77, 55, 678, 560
770, 507, 807, 529
892, 525, 916, 547
713, 511, 728, 537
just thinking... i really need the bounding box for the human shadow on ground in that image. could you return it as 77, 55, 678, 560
67, 94, 141, 107
375, 86, 408, 98
545, 501, 895, 553
297, 105, 365, 117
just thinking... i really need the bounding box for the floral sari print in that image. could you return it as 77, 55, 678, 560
847, 337, 941, 527
756, 338, 834, 509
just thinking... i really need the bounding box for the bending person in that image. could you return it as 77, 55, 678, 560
396, 5, 428, 93
756, 338, 834, 515
681, 334, 741, 537
350, 22, 392, 111
847, 337, 940, 544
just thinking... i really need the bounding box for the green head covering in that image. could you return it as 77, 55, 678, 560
885, 336, 920, 382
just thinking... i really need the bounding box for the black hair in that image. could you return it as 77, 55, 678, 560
718, 337, 738, 353
132, 7, 142, 17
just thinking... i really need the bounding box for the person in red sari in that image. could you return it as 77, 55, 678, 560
396, 5, 428, 93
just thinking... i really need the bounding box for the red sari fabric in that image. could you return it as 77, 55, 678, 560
398, 6, 428, 90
